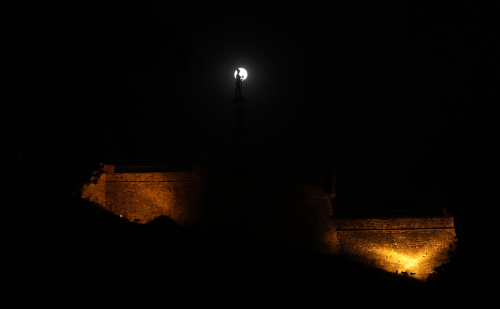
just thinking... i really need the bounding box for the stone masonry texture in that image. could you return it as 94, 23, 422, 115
82, 165, 456, 280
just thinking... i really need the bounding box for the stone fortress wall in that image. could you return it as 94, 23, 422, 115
83, 164, 336, 252
82, 164, 456, 280
330, 216, 456, 281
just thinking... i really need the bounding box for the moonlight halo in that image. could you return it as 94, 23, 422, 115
234, 68, 248, 80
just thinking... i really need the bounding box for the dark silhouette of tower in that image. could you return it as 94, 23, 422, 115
230, 96, 249, 176
230, 68, 249, 176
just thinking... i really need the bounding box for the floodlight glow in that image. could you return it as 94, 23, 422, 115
234, 68, 248, 80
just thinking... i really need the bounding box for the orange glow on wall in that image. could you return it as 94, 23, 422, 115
329, 217, 457, 281
365, 246, 452, 280
82, 164, 456, 280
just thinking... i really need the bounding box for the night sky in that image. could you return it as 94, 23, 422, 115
5, 2, 498, 208
3, 2, 500, 305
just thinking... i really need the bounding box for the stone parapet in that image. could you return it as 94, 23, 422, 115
331, 215, 457, 280
333, 217, 454, 231
106, 172, 205, 183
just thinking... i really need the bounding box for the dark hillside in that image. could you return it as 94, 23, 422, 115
4, 190, 492, 307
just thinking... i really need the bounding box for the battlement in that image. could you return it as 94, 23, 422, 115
82, 164, 335, 252
82, 164, 456, 280
329, 215, 456, 280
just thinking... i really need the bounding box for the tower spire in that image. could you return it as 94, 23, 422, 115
230, 68, 249, 176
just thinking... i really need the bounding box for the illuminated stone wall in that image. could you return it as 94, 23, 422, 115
330, 217, 457, 280
82, 165, 335, 252
105, 171, 206, 225
82, 165, 456, 279
80, 167, 106, 207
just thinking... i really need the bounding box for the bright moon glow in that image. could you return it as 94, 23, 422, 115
234, 68, 248, 80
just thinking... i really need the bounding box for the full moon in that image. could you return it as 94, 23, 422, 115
234, 68, 248, 80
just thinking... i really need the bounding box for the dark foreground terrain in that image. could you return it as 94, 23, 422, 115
3, 189, 497, 308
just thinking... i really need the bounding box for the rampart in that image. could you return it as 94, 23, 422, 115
105, 171, 206, 226
329, 216, 456, 280
83, 164, 336, 252
82, 164, 456, 280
